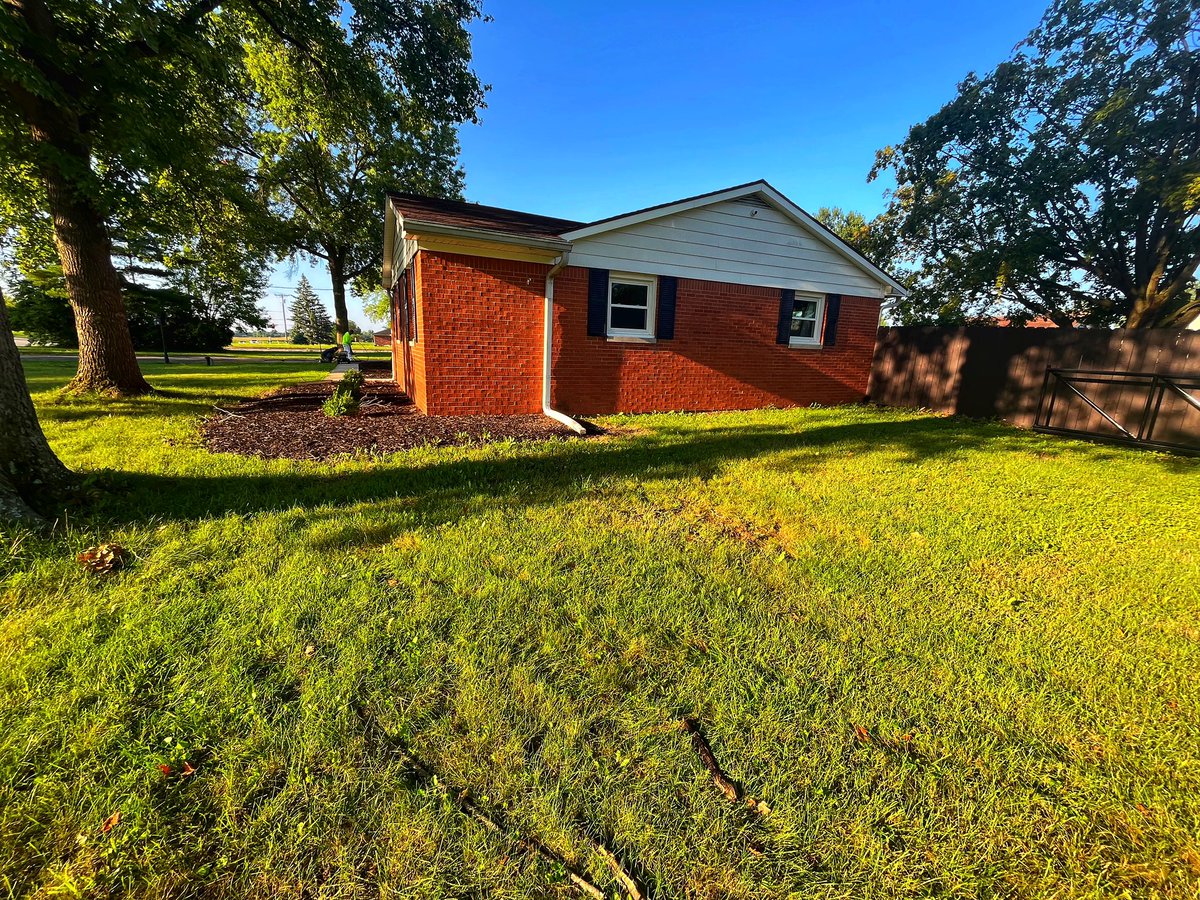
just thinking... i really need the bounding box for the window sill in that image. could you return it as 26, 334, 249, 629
606, 335, 657, 344
788, 340, 824, 349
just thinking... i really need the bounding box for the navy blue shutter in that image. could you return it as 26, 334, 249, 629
587, 268, 609, 337
822, 294, 841, 347
776, 289, 795, 344
656, 276, 678, 340
400, 280, 410, 340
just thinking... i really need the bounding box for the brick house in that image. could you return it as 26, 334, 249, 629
382, 181, 906, 430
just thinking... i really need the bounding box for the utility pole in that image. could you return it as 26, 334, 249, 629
278, 295, 288, 337
158, 308, 170, 364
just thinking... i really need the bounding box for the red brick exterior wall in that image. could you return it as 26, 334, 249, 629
550, 266, 882, 414
391, 252, 430, 411
393, 251, 881, 416
406, 251, 548, 415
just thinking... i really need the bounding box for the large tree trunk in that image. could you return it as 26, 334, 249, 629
0, 291, 77, 526
328, 251, 349, 342
28, 115, 150, 396
1124, 286, 1200, 328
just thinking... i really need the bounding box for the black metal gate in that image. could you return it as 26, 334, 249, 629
1034, 368, 1200, 455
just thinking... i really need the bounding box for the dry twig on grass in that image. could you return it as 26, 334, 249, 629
355, 708, 606, 899
682, 717, 771, 816
682, 717, 740, 801
590, 839, 645, 900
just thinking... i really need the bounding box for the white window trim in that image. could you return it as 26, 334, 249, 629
607, 272, 657, 339
788, 293, 826, 347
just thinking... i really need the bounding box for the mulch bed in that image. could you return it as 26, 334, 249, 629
203, 379, 582, 460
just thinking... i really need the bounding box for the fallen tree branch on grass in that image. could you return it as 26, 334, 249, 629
682, 717, 771, 816
355, 706, 606, 899
590, 838, 646, 900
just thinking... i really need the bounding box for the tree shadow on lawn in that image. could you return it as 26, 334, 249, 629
94, 411, 1193, 528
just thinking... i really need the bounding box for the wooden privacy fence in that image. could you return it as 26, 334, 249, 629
868, 327, 1200, 448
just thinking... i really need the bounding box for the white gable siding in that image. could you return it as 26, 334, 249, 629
567, 198, 886, 297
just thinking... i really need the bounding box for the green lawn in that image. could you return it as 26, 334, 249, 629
18, 343, 390, 360
3, 360, 1198, 898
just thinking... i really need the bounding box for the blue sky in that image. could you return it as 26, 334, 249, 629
269, 0, 1049, 329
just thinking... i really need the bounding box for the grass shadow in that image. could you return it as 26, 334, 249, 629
94, 412, 1184, 528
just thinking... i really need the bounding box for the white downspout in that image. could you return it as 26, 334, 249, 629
543, 253, 586, 434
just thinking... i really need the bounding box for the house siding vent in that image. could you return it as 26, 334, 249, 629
734, 196, 772, 210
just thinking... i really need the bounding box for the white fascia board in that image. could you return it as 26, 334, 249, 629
402, 218, 572, 253
382, 200, 396, 289
562, 180, 908, 299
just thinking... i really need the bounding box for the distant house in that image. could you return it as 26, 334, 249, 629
372, 328, 391, 346
381, 180, 907, 426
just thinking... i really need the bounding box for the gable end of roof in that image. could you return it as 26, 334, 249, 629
562, 180, 907, 297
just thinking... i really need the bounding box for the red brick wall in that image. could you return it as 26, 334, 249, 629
399, 252, 881, 416
391, 253, 430, 411
413, 251, 548, 415
550, 266, 882, 414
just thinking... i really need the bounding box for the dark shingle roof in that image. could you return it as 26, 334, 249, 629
388, 192, 582, 242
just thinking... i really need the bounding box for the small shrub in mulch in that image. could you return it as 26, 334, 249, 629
322, 383, 361, 417
204, 381, 584, 460
339, 370, 366, 398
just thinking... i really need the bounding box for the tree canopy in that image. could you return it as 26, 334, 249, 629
241, 2, 483, 340
873, 0, 1200, 328
1, 0, 485, 392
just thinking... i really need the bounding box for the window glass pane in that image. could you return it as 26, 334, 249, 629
611, 282, 648, 308
610, 305, 648, 331
790, 297, 819, 340
791, 318, 816, 339
794, 299, 818, 319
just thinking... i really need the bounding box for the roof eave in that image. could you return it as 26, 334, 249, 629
382, 200, 396, 288
403, 218, 573, 252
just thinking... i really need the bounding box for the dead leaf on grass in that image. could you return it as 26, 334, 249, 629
100, 811, 121, 833
1182, 848, 1200, 875
77, 543, 128, 574
746, 797, 771, 816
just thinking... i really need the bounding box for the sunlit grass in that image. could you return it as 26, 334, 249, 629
2, 360, 1198, 898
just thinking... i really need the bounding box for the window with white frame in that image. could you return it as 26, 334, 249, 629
607, 273, 656, 338
789, 294, 825, 346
